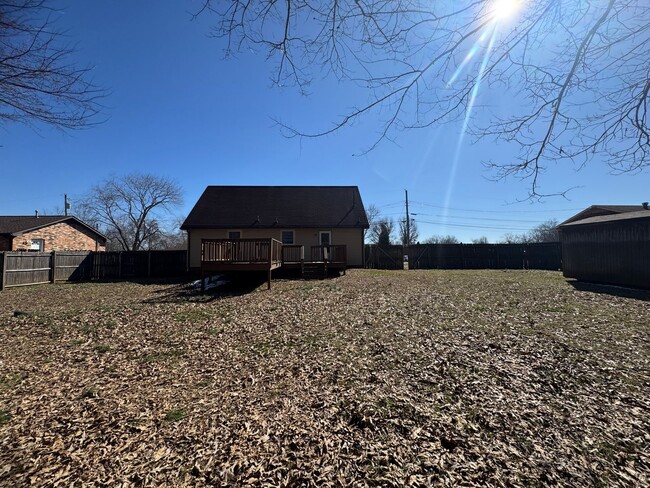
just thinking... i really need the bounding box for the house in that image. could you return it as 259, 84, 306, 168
0, 215, 107, 252
559, 203, 650, 289
181, 186, 369, 280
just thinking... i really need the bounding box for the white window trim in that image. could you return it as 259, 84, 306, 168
227, 230, 242, 239
281, 230, 295, 245
30, 239, 45, 251
319, 231, 332, 245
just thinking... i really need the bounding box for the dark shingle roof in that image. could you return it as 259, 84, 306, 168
560, 205, 646, 225
560, 210, 650, 227
0, 215, 107, 242
181, 186, 369, 229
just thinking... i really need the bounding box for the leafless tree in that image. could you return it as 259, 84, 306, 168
0, 1, 103, 131
364, 203, 381, 243
197, 0, 650, 196
472, 236, 489, 244
424, 235, 460, 244
500, 218, 559, 243
76, 173, 183, 251
399, 217, 419, 245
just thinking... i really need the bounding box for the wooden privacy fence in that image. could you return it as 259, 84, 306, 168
365, 243, 562, 270
0, 250, 187, 290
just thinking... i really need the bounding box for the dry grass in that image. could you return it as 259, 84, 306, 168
0, 270, 648, 486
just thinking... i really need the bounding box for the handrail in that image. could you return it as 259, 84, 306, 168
201, 238, 282, 265
310, 245, 347, 263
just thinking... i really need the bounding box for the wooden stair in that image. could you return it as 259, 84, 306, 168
301, 262, 327, 279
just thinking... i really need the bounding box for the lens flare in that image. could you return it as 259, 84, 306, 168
491, 0, 522, 20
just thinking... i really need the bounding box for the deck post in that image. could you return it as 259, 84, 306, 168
267, 238, 273, 290
0, 252, 6, 291
51, 251, 56, 283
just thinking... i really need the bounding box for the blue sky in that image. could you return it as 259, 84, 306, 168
1, 1, 646, 242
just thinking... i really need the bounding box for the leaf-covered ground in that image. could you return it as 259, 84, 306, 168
0, 270, 648, 486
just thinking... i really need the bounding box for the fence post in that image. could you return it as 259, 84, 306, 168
147, 251, 152, 278
118, 252, 122, 279
0, 252, 6, 290
51, 251, 56, 283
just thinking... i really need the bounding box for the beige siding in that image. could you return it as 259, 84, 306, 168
188, 227, 365, 268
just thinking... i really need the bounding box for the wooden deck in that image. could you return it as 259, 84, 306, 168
200, 239, 347, 290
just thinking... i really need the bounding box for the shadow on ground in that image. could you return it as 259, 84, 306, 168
142, 273, 270, 304
568, 280, 650, 302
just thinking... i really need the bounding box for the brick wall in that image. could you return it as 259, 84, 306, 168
12, 221, 105, 252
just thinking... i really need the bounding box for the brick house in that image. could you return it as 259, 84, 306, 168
0, 215, 107, 252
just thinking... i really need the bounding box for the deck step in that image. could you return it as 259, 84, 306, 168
302, 262, 327, 279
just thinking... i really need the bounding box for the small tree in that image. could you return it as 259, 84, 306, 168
77, 173, 183, 251
471, 236, 489, 244
369, 217, 395, 246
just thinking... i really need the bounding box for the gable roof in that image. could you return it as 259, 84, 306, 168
560, 205, 646, 225
181, 186, 369, 230
560, 209, 650, 227
0, 215, 107, 242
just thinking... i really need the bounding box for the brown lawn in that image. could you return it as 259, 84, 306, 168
0, 270, 648, 486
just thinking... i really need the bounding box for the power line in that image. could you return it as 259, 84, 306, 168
415, 219, 533, 232
410, 213, 552, 223
409, 200, 581, 214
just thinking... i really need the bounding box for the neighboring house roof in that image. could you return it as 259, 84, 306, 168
560, 205, 646, 225
181, 186, 370, 230
560, 209, 650, 227
0, 215, 107, 243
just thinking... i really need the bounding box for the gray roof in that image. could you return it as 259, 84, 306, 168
560, 210, 650, 227
181, 186, 369, 230
560, 205, 647, 225
0, 215, 107, 242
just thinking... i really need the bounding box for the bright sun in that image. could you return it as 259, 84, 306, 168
491, 0, 523, 20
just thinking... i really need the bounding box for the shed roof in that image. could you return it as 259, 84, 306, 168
560, 205, 646, 225
560, 210, 650, 227
0, 215, 107, 242
181, 186, 369, 229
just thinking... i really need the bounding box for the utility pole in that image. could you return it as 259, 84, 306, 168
405, 189, 410, 246
64, 194, 70, 216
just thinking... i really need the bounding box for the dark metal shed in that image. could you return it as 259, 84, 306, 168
559, 210, 650, 289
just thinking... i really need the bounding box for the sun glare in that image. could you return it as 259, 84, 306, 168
491, 0, 522, 20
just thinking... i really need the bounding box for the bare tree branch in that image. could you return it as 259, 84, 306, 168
198, 0, 650, 196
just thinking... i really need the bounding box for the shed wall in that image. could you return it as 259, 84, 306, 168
561, 219, 650, 288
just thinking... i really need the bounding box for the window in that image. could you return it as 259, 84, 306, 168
319, 231, 331, 246
29, 239, 44, 252
228, 231, 241, 240
281, 230, 295, 245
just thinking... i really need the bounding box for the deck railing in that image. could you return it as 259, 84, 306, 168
311, 245, 347, 263
201, 238, 282, 266
281, 245, 304, 263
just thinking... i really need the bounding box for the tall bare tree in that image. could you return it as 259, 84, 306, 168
77, 173, 183, 251
364, 203, 381, 243
198, 0, 650, 196
0, 1, 102, 130
399, 217, 419, 245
